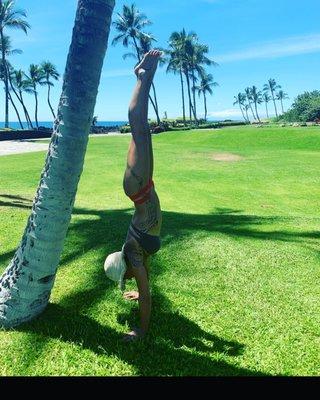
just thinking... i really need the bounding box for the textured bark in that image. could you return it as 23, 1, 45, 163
0, 0, 115, 328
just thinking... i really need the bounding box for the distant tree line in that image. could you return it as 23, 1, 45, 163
234, 79, 288, 123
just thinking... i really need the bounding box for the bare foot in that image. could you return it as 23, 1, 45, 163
134, 50, 161, 80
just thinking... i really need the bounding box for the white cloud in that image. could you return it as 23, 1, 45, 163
215, 33, 320, 63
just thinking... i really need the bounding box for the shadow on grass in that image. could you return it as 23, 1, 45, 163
0, 193, 32, 210
57, 206, 319, 269
0, 249, 15, 266
1, 196, 319, 375
17, 287, 257, 376
1, 195, 319, 255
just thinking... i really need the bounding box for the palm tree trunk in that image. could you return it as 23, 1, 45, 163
8, 91, 24, 129
281, 99, 284, 114
239, 105, 247, 123
265, 102, 269, 119
191, 70, 198, 123
203, 92, 207, 122
0, 0, 115, 329
132, 36, 141, 63
151, 82, 161, 125
20, 91, 33, 129
249, 102, 256, 120
185, 70, 196, 122
254, 102, 261, 123
47, 83, 56, 119
33, 86, 39, 129
185, 72, 192, 122
179, 69, 186, 126
271, 90, 278, 117
7, 67, 31, 129
245, 107, 249, 123
0, 29, 9, 128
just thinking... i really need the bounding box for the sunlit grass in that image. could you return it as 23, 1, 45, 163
0, 125, 319, 376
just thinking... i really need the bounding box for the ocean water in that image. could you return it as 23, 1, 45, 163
0, 121, 128, 129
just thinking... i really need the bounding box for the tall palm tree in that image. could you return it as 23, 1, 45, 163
112, 3, 161, 125
263, 78, 281, 117
250, 85, 263, 123
26, 64, 45, 129
0, 0, 115, 329
0, 34, 23, 128
262, 92, 271, 119
166, 52, 186, 125
41, 61, 60, 120
10, 68, 33, 128
244, 103, 250, 123
187, 40, 216, 123
112, 4, 151, 56
245, 87, 257, 121
166, 32, 188, 125
276, 90, 289, 114
233, 93, 248, 123
195, 72, 218, 121
168, 29, 197, 123
0, 0, 30, 127
123, 33, 156, 61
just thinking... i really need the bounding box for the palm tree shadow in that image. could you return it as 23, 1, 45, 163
0, 193, 32, 210
118, 288, 243, 357
5, 202, 264, 375
2, 200, 318, 375
0, 249, 15, 266
58, 206, 319, 269
17, 291, 263, 376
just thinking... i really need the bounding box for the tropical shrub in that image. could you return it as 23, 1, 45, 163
120, 125, 131, 133
280, 91, 320, 122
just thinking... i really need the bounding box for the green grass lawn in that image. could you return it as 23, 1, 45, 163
0, 125, 319, 376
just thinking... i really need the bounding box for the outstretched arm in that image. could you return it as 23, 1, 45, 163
134, 265, 151, 334
123, 239, 151, 341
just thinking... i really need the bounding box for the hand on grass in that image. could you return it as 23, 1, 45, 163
123, 328, 145, 342
123, 291, 139, 301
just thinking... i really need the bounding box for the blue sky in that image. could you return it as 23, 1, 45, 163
4, 0, 320, 122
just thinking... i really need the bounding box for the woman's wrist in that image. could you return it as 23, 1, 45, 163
136, 327, 147, 337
